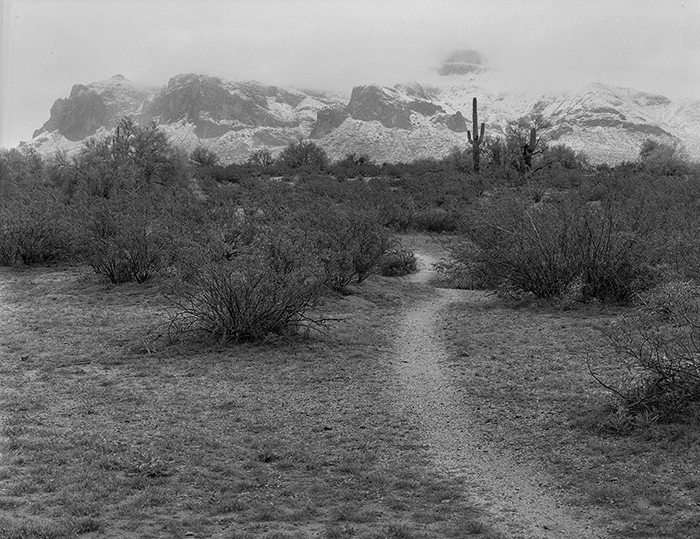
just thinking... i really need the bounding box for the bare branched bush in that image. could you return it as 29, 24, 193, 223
0, 195, 72, 266
247, 148, 275, 169
167, 226, 325, 343
190, 146, 220, 167
379, 247, 418, 277
462, 193, 658, 301
301, 205, 395, 292
71, 194, 174, 284
595, 281, 700, 425
277, 139, 328, 170
467, 197, 583, 298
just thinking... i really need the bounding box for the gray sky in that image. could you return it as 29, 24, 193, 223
1, 0, 699, 148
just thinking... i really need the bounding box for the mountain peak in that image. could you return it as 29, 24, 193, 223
23, 68, 700, 165
438, 49, 485, 76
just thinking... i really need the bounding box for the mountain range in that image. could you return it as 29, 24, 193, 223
22, 50, 700, 165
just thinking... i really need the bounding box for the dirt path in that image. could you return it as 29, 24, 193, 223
393, 251, 608, 539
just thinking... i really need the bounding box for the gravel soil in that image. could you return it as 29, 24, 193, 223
391, 242, 610, 539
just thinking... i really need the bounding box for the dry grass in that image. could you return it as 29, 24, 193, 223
440, 297, 700, 538
0, 264, 501, 539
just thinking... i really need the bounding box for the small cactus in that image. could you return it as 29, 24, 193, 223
467, 97, 486, 173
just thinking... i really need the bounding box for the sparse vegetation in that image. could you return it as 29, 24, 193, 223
2, 116, 700, 538
596, 280, 700, 424
379, 247, 418, 277
167, 222, 326, 343
190, 145, 220, 167
277, 138, 329, 171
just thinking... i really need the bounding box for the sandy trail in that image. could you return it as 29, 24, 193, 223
393, 252, 607, 539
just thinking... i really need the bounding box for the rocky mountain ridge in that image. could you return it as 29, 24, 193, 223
23, 52, 700, 165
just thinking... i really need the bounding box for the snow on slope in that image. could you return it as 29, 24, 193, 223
20, 68, 700, 165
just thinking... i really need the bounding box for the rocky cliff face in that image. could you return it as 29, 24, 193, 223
348, 85, 414, 129
22, 51, 700, 165
32, 75, 152, 141
310, 106, 349, 138
33, 84, 108, 141
143, 74, 304, 137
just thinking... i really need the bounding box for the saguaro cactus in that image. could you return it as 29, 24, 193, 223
467, 97, 485, 173
522, 127, 538, 170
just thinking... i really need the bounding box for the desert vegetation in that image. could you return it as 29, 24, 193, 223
2, 114, 700, 537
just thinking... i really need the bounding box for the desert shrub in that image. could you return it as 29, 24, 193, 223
247, 148, 275, 169
466, 196, 583, 298
446, 146, 473, 173
167, 225, 324, 343
381, 197, 414, 232
379, 247, 418, 277
277, 139, 328, 170
638, 138, 690, 176
462, 193, 658, 301
411, 207, 461, 233
331, 153, 380, 179
50, 117, 188, 199
0, 194, 72, 266
598, 281, 700, 425
0, 147, 45, 199
437, 239, 484, 289
578, 205, 660, 303
190, 146, 220, 167
301, 204, 395, 291
71, 193, 175, 284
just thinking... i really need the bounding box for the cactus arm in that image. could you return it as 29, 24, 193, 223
479, 122, 485, 142
467, 130, 474, 144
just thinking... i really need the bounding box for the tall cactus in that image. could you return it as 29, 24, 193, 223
467, 97, 485, 173
522, 127, 538, 170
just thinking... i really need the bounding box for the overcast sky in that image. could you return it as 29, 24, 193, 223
1, 0, 699, 148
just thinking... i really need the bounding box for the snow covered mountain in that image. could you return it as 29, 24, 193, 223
22, 51, 700, 165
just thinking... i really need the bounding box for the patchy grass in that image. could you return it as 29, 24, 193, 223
0, 264, 501, 539
440, 297, 700, 539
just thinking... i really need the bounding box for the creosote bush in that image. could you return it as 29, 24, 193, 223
379, 247, 418, 277
598, 281, 700, 426
167, 224, 325, 343
0, 193, 72, 266
300, 204, 396, 292
277, 139, 329, 171
71, 193, 175, 284
462, 193, 659, 302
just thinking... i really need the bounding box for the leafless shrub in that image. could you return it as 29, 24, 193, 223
379, 247, 417, 277
0, 195, 72, 266
461, 193, 658, 301
593, 281, 700, 426
71, 193, 174, 284
166, 227, 327, 343
301, 205, 395, 292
